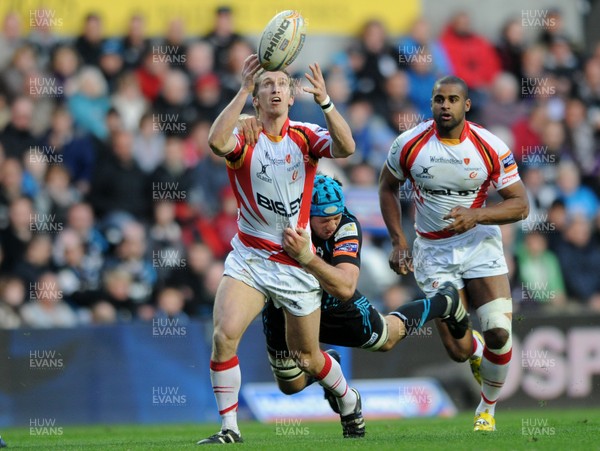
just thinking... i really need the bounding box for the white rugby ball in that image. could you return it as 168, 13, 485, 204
258, 10, 307, 71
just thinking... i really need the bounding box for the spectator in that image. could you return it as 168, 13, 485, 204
152, 69, 195, 137
14, 234, 54, 291
21, 272, 78, 328
495, 18, 526, 80
153, 287, 189, 323
0, 275, 25, 329
554, 214, 600, 305
157, 18, 187, 69
0, 12, 24, 71
193, 73, 226, 122
576, 58, 600, 125
0, 96, 38, 159
184, 40, 215, 84
352, 19, 399, 107
397, 17, 452, 77
40, 106, 96, 194
103, 221, 156, 305
515, 231, 566, 309
148, 200, 185, 282
219, 38, 254, 99
74, 13, 104, 67
96, 269, 137, 321
479, 72, 528, 129
53, 202, 107, 276
380, 70, 413, 131
210, 186, 238, 256
405, 56, 439, 120
439, 11, 501, 92
27, 7, 63, 69
166, 242, 215, 317
0, 197, 34, 272
0, 157, 32, 207
555, 160, 599, 221
149, 136, 194, 201
111, 71, 148, 132
67, 66, 111, 140
135, 49, 169, 102
48, 45, 81, 102
36, 164, 80, 225
545, 35, 580, 79
511, 103, 548, 162
56, 229, 102, 308
121, 14, 150, 70
89, 300, 117, 324
563, 97, 599, 182
132, 112, 165, 173
98, 39, 125, 93
88, 129, 149, 220
205, 6, 242, 74
1, 44, 39, 100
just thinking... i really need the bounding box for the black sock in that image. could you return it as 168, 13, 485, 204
389, 293, 449, 335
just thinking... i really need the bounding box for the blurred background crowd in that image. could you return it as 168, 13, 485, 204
0, 5, 599, 330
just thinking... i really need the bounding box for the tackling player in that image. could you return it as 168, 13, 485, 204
379, 75, 529, 431
260, 174, 469, 405
199, 54, 362, 445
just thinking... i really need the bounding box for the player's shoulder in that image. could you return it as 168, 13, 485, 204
288, 120, 328, 134
390, 119, 435, 154
468, 121, 509, 153
333, 209, 361, 242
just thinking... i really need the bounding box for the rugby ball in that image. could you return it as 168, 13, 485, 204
258, 10, 307, 71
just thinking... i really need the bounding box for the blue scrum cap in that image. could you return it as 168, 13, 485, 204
310, 174, 345, 217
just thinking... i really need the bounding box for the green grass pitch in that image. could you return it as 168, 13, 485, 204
3, 408, 599, 450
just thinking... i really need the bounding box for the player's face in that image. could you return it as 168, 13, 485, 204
431, 83, 471, 135
310, 214, 343, 240
253, 72, 294, 118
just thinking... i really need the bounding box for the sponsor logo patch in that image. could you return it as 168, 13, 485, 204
334, 222, 358, 240
333, 239, 359, 257
502, 153, 516, 169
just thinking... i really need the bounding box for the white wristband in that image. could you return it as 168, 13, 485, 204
322, 102, 335, 114
319, 95, 331, 107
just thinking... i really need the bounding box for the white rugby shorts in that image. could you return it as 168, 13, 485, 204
224, 235, 322, 316
413, 224, 508, 297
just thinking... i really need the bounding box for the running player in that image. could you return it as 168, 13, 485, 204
379, 75, 529, 431
261, 174, 469, 405
198, 54, 362, 445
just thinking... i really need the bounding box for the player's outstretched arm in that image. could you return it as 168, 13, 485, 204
379, 165, 413, 275
283, 227, 359, 301
443, 180, 530, 233
303, 63, 355, 158
208, 54, 262, 156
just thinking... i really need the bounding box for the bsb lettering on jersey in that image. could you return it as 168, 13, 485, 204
386, 120, 521, 240
226, 119, 334, 264
333, 239, 359, 258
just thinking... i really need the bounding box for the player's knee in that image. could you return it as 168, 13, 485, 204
212, 326, 240, 355
276, 379, 303, 395
445, 344, 471, 362
484, 327, 509, 350
477, 297, 513, 354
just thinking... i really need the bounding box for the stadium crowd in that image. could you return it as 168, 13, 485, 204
0, 6, 599, 329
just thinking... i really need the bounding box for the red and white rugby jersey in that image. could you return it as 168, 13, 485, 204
225, 118, 334, 265
385, 119, 520, 239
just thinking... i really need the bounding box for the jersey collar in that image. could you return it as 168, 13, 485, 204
264, 117, 290, 142
433, 120, 470, 144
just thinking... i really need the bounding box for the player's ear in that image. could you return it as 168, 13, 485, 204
465, 98, 471, 112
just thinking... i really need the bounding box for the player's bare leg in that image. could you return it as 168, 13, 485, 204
383, 282, 469, 352
198, 276, 265, 445
435, 289, 474, 362
465, 275, 513, 432
285, 308, 365, 438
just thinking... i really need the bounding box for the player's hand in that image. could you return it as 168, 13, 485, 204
443, 206, 480, 233
389, 244, 413, 276
303, 62, 328, 105
241, 54, 263, 94
283, 227, 314, 265
237, 114, 263, 146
